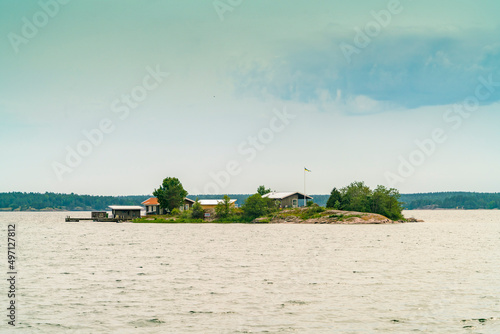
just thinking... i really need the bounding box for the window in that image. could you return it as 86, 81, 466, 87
292, 199, 298, 207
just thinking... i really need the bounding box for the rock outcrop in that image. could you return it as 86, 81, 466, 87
253, 208, 408, 224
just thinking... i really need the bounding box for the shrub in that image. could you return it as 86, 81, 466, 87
242, 194, 268, 219
191, 201, 205, 219
307, 205, 325, 213
179, 209, 192, 219
327, 182, 404, 220
215, 195, 233, 218
301, 205, 325, 219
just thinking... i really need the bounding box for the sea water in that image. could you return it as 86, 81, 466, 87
0, 210, 499, 333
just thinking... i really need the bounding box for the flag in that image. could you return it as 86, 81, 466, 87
304, 167, 311, 172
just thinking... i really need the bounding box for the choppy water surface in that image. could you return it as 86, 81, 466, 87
1, 210, 499, 333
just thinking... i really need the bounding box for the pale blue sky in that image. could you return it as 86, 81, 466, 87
1, 0, 499, 195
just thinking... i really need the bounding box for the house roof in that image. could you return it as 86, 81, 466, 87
262, 192, 313, 200
142, 197, 159, 205
198, 199, 237, 206
142, 197, 195, 205
109, 205, 144, 210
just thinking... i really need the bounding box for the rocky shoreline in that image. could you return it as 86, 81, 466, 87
253, 208, 423, 224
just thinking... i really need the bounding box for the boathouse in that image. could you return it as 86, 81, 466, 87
109, 205, 143, 220
262, 192, 312, 208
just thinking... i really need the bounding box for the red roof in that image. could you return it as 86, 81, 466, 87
142, 197, 159, 205
142, 197, 194, 205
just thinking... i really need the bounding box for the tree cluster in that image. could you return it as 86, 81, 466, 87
242, 189, 278, 219
326, 181, 404, 220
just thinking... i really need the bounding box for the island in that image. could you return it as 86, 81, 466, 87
131, 179, 420, 224
133, 206, 409, 224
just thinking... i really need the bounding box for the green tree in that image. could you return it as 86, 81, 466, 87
340, 181, 371, 212
191, 200, 205, 219
371, 185, 403, 219
326, 187, 342, 209
377, 186, 404, 220
215, 195, 233, 218
243, 193, 268, 219
257, 185, 271, 196
153, 177, 188, 212
337, 182, 403, 220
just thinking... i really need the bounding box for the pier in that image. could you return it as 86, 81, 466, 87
65, 211, 122, 222
65, 207, 143, 222
65, 216, 121, 222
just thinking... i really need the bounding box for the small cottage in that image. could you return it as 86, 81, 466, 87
262, 192, 313, 208
142, 197, 195, 215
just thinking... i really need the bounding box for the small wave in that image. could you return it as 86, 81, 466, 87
284, 300, 309, 305
128, 318, 165, 327
189, 311, 214, 314
462, 317, 496, 324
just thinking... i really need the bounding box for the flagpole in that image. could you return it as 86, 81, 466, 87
304, 167, 306, 207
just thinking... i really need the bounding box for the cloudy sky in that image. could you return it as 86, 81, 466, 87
1, 0, 499, 196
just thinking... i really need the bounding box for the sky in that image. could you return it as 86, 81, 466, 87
1, 0, 499, 196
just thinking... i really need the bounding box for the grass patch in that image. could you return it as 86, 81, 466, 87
133, 217, 205, 224
133, 215, 252, 224
300, 206, 326, 219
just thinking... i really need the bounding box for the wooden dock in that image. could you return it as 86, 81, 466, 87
65, 209, 143, 223
65, 211, 123, 222
65, 216, 122, 223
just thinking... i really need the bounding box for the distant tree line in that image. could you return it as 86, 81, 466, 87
283, 192, 500, 210
0, 192, 149, 211
400, 192, 500, 210
3, 189, 499, 212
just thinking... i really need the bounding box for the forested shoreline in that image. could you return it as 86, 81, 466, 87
400, 192, 500, 210
0, 192, 150, 211
0, 191, 499, 211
